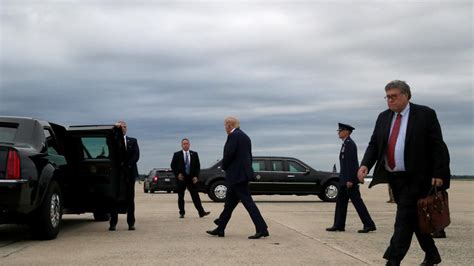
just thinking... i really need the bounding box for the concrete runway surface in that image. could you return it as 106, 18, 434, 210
1, 180, 473, 265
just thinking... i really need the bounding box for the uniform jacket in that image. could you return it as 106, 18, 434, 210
222, 128, 255, 185
339, 136, 359, 185
361, 103, 451, 197
171, 150, 201, 178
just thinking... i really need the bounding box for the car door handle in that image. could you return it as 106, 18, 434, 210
287, 175, 295, 178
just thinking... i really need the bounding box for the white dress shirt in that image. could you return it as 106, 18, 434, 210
385, 104, 410, 172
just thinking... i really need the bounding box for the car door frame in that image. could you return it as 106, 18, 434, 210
63, 125, 127, 213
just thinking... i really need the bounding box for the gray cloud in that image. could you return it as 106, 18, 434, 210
1, 0, 472, 174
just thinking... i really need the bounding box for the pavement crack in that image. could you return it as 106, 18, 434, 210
270, 219, 373, 265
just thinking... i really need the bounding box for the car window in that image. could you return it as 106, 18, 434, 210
81, 137, 110, 159
44, 129, 59, 155
288, 161, 306, 173
252, 161, 265, 171
270, 160, 284, 171
0, 123, 18, 142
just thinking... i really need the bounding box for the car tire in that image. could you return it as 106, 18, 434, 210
319, 181, 339, 202
31, 181, 62, 240
93, 212, 110, 222
208, 180, 228, 202
144, 185, 149, 193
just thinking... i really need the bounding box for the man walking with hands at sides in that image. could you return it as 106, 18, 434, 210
109, 120, 139, 231
171, 138, 210, 219
326, 123, 376, 233
357, 80, 450, 266
206, 116, 269, 239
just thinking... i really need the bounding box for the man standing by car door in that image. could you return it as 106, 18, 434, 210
110, 120, 140, 231
206, 116, 268, 239
171, 138, 210, 219
327, 123, 376, 233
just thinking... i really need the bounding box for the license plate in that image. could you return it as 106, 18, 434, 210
165, 178, 170, 182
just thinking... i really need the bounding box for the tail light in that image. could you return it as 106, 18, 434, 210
153, 176, 158, 182
7, 149, 21, 179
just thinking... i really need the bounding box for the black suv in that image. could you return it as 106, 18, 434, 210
197, 156, 340, 202
143, 168, 176, 193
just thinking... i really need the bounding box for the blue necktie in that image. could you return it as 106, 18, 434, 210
185, 152, 190, 175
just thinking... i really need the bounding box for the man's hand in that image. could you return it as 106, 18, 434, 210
192, 177, 198, 184
346, 181, 353, 188
357, 166, 368, 184
432, 178, 443, 187
177, 173, 184, 181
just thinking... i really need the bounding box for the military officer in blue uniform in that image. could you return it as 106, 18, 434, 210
326, 123, 376, 233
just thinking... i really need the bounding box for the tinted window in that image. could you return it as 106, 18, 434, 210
81, 137, 110, 159
252, 161, 265, 171
0, 123, 18, 142
270, 160, 284, 171
288, 161, 306, 173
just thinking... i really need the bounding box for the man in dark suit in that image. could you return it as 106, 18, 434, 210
171, 138, 210, 219
326, 123, 376, 233
109, 120, 140, 231
358, 80, 451, 266
206, 116, 269, 239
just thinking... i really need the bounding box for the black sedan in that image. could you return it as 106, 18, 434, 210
143, 168, 177, 193
197, 156, 340, 202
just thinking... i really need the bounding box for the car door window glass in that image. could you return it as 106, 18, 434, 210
44, 129, 59, 155
288, 161, 306, 173
252, 161, 265, 171
271, 160, 284, 171
81, 137, 110, 159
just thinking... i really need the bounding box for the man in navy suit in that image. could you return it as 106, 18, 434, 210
358, 80, 451, 266
109, 120, 139, 231
326, 123, 376, 233
171, 138, 210, 218
206, 117, 269, 239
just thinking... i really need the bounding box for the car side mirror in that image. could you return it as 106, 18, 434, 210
304, 169, 310, 175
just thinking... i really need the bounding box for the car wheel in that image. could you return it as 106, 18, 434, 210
93, 212, 110, 222
208, 180, 227, 202
31, 181, 62, 240
144, 184, 149, 193
319, 181, 339, 202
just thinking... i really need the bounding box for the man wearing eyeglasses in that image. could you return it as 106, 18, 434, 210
357, 80, 451, 266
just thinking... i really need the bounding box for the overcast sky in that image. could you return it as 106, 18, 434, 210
1, 0, 472, 175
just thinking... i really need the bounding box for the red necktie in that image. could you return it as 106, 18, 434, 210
387, 113, 402, 170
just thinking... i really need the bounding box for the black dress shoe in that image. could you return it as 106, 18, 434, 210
109, 226, 116, 231
206, 228, 225, 237
358, 226, 376, 233
326, 226, 345, 232
248, 230, 269, 239
179, 214, 184, 219
420, 255, 442, 265
128, 225, 135, 231
386, 260, 400, 266
199, 211, 211, 218
432, 230, 446, 238
213, 218, 220, 226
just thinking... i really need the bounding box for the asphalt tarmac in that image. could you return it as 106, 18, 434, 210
0, 180, 473, 265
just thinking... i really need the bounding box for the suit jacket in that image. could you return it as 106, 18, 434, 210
361, 103, 451, 197
222, 128, 255, 185
339, 137, 359, 185
171, 150, 201, 178
125, 136, 140, 179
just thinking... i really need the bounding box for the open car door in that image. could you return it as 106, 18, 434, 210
63, 125, 128, 215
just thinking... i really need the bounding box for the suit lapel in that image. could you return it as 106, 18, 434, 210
382, 110, 393, 148
405, 103, 416, 146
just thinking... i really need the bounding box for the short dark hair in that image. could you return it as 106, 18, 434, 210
181, 138, 189, 143
385, 80, 411, 100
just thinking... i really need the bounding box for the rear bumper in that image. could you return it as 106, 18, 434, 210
0, 180, 31, 222
153, 177, 177, 191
